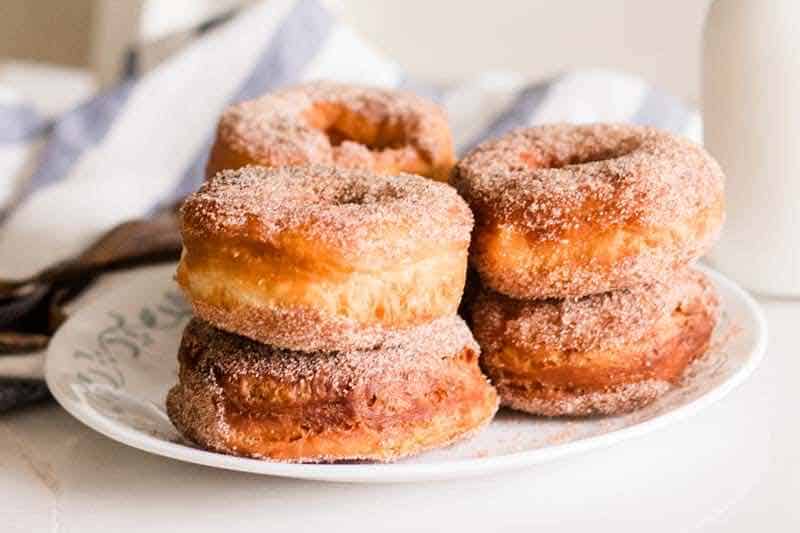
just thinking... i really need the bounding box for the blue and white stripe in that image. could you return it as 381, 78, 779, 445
0, 103, 50, 143
0, 0, 698, 280
166, 0, 336, 206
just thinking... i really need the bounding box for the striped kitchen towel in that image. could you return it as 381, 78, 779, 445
0, 0, 700, 409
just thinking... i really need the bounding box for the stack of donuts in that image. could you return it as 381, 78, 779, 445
167, 80, 727, 463
167, 83, 498, 462
453, 124, 726, 416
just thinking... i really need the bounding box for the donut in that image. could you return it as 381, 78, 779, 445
166, 317, 498, 462
207, 81, 455, 181
452, 124, 725, 299
177, 165, 473, 351
471, 269, 719, 416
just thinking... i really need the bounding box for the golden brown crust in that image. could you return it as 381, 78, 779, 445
166, 318, 499, 462
471, 269, 719, 416
452, 123, 725, 298
178, 165, 472, 351
207, 81, 455, 181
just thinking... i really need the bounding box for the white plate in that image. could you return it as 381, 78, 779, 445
45, 264, 767, 483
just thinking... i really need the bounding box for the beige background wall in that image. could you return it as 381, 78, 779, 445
337, 0, 713, 102
0, 0, 713, 102
0, 0, 94, 67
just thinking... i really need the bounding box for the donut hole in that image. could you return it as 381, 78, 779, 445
520, 136, 641, 169
324, 181, 405, 207
305, 102, 411, 152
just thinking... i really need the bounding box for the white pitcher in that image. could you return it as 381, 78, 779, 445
704, 0, 800, 297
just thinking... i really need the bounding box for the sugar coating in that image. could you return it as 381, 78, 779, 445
175, 315, 479, 389
166, 317, 499, 462
473, 268, 721, 417
498, 380, 672, 417
472, 268, 718, 354
190, 296, 467, 355
181, 164, 473, 264
217, 81, 449, 167
452, 123, 725, 241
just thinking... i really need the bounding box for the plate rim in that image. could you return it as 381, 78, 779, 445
45, 265, 768, 483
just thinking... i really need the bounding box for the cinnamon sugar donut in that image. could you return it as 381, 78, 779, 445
167, 317, 498, 462
207, 81, 455, 181
177, 165, 473, 351
471, 269, 719, 416
453, 124, 725, 299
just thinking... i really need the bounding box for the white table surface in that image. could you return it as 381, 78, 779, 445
0, 296, 795, 532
